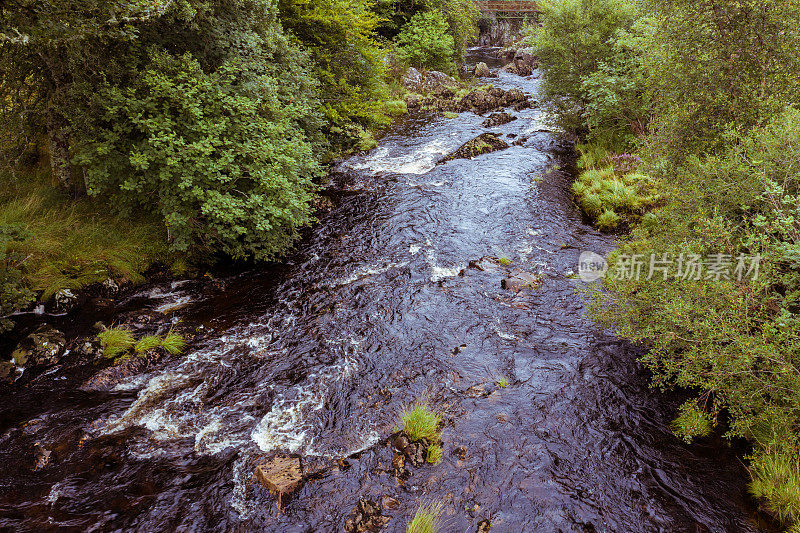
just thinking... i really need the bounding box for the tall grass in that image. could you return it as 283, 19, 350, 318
401, 401, 442, 442
406, 503, 443, 533
0, 169, 168, 299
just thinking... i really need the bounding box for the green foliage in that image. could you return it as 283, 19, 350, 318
426, 443, 443, 464
161, 331, 187, 355
401, 401, 442, 442
671, 400, 714, 443
278, 0, 390, 151
639, 0, 800, 160
495, 376, 509, 389
0, 224, 35, 332
584, 107, 800, 527
570, 162, 659, 230
135, 335, 163, 354
395, 10, 455, 72
525, 0, 640, 135
407, 503, 442, 533
498, 257, 512, 266
98, 328, 135, 359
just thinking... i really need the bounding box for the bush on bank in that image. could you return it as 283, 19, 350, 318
531, 0, 800, 526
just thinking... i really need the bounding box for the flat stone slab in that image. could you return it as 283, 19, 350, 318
255, 454, 303, 496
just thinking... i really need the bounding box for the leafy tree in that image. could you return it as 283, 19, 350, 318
395, 10, 455, 72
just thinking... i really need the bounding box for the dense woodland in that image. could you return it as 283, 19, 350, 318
4, 0, 800, 529
0, 0, 475, 329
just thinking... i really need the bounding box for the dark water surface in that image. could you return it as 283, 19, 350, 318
0, 50, 767, 532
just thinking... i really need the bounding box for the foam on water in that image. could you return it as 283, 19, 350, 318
344, 138, 454, 175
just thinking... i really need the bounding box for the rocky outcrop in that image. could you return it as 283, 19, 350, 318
473, 62, 496, 78
11, 325, 66, 366
401, 67, 459, 93
440, 133, 509, 163
458, 87, 530, 114
501, 47, 539, 77
482, 112, 516, 127
54, 288, 79, 312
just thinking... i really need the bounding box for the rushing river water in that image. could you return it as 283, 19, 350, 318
0, 50, 770, 532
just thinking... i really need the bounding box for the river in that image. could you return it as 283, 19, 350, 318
0, 49, 768, 532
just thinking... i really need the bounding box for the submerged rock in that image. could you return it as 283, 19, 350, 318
344, 498, 390, 533
11, 325, 66, 367
440, 133, 509, 163
254, 454, 303, 505
482, 112, 516, 128
501, 271, 542, 292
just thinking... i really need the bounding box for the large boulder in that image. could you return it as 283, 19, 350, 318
402, 67, 458, 93
11, 325, 66, 367
474, 62, 496, 78
440, 133, 509, 163
482, 112, 516, 127
503, 48, 538, 77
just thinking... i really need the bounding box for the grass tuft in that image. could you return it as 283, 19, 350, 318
135, 334, 163, 354
426, 443, 443, 464
750, 448, 800, 525
402, 401, 442, 442
407, 502, 443, 533
498, 257, 512, 266
98, 327, 135, 358
161, 331, 187, 355
495, 376, 509, 389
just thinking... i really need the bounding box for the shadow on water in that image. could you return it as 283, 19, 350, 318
0, 50, 775, 532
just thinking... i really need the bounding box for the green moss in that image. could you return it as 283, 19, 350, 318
670, 400, 714, 443
495, 376, 509, 388
443, 111, 459, 119
498, 257, 512, 266
135, 334, 163, 354
384, 100, 408, 116
596, 209, 621, 230
407, 503, 442, 533
426, 443, 443, 464
402, 401, 442, 442
161, 331, 187, 355
98, 327, 135, 358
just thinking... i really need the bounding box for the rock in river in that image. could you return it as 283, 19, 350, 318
440, 133, 509, 163
254, 453, 303, 507
482, 112, 516, 127
11, 325, 66, 366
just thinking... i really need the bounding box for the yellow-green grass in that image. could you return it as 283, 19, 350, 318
401, 401, 442, 442
406, 503, 443, 533
98, 327, 136, 358
161, 331, 187, 355
135, 334, 163, 354
0, 169, 168, 300
750, 448, 800, 527
426, 443, 443, 464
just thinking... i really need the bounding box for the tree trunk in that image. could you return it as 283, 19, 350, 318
46, 111, 72, 191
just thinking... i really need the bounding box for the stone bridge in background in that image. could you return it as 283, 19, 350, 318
475, 0, 539, 14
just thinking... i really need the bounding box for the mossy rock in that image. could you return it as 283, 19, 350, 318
440, 133, 509, 163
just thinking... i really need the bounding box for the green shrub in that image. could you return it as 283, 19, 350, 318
396, 10, 455, 72
407, 503, 442, 533
135, 335, 163, 354
670, 400, 714, 443
98, 328, 135, 358
596, 210, 621, 231
0, 224, 34, 332
401, 401, 442, 442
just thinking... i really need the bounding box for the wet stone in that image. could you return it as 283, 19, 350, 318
501, 271, 542, 292
381, 495, 399, 510
33, 442, 52, 471
11, 325, 66, 367
344, 498, 390, 533
0, 361, 15, 383
477, 518, 492, 532
482, 112, 516, 128
254, 454, 303, 497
